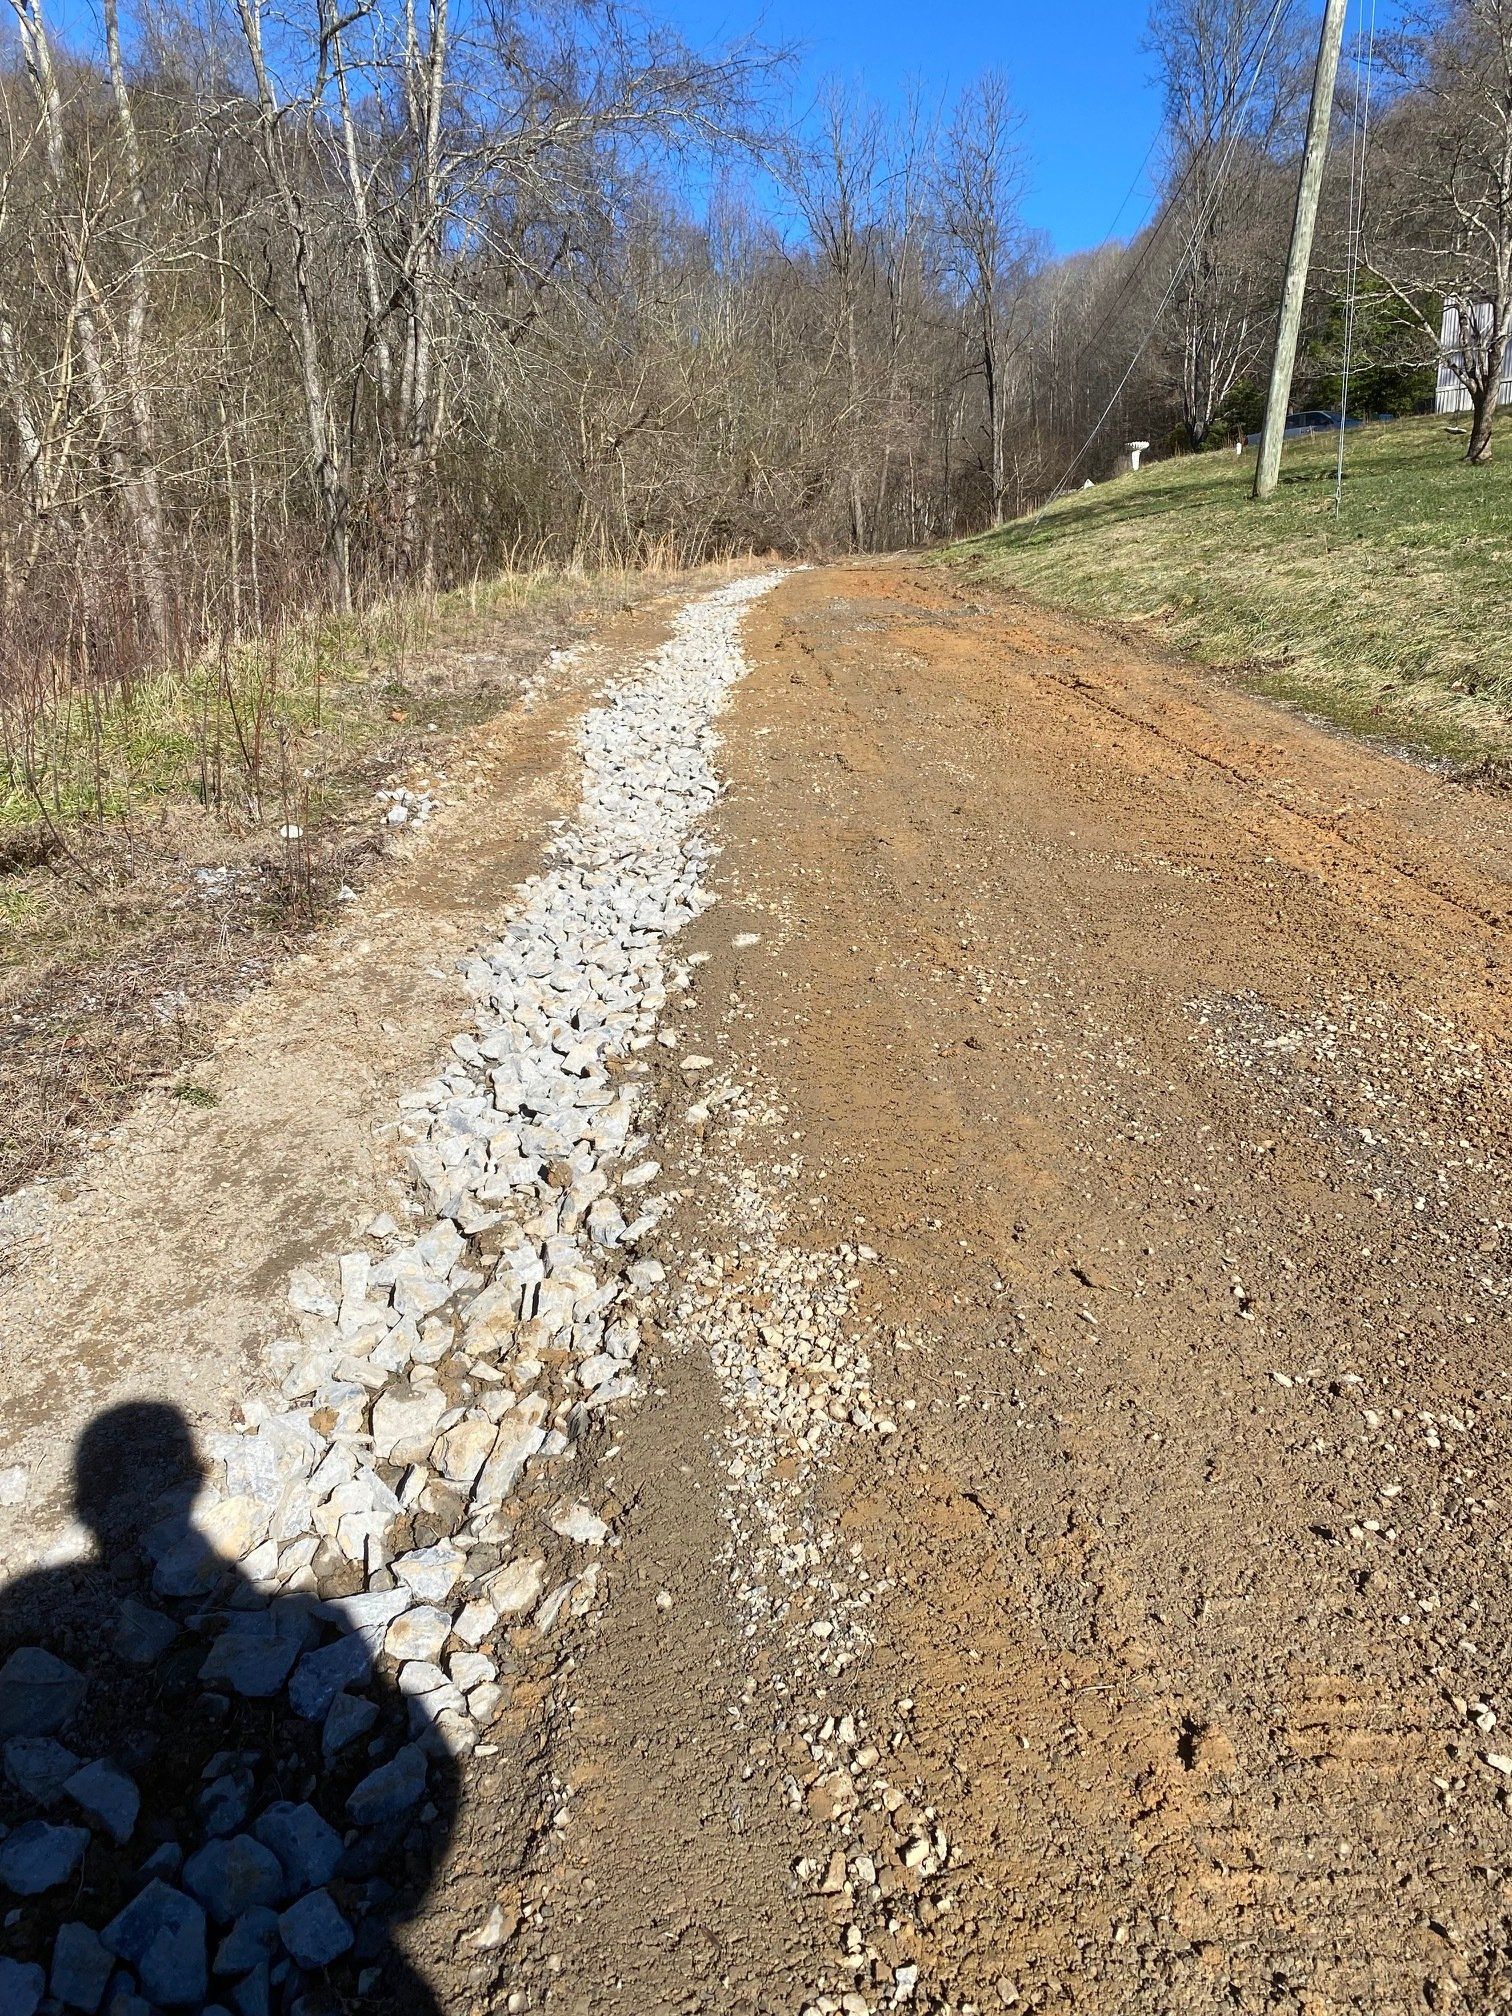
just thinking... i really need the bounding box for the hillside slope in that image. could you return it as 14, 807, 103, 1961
947, 415, 1512, 767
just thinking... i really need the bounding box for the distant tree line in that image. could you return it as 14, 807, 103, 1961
0, 0, 1501, 697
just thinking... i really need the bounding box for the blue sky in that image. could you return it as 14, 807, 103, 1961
661, 0, 1168, 254
32, 0, 1177, 259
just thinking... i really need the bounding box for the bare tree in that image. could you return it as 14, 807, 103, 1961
935, 72, 1030, 527
231, 0, 356, 606
5, 0, 170, 648
1364, 0, 1512, 462
782, 85, 885, 547
101, 0, 168, 647
1146, 0, 1304, 446
1, 0, 1265, 719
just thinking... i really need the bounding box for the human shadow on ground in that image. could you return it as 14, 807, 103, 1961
0, 1402, 456, 2016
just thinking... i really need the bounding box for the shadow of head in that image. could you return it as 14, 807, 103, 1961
73, 1400, 203, 1558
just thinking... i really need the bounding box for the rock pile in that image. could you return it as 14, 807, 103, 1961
0, 572, 784, 2016
373, 784, 439, 831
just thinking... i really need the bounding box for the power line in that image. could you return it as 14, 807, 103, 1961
1032, 0, 1296, 522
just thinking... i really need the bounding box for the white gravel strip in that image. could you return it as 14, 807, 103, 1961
216, 568, 789, 1721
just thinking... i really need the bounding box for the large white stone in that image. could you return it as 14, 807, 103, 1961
371, 1386, 449, 1466
384, 1607, 454, 1664
488, 1557, 546, 1617
473, 1396, 547, 1505
433, 1418, 497, 1486
393, 1543, 467, 1603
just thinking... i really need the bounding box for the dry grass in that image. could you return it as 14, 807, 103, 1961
943, 414, 1512, 769
1, 561, 667, 838
0, 560, 684, 1198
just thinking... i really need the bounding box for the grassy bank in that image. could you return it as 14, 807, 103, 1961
945, 414, 1512, 768
0, 565, 635, 841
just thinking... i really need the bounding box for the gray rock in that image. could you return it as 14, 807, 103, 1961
152, 1528, 227, 1600
288, 1266, 336, 1317
345, 1742, 428, 1825
416, 1219, 463, 1278
312, 1586, 410, 1647
0, 1648, 85, 1739
250, 1802, 341, 1893
103, 1987, 150, 2016
397, 1662, 468, 1733
115, 1599, 180, 1666
473, 1397, 547, 1504
288, 1632, 369, 1721
322, 1692, 378, 1760
229, 1960, 271, 2016
451, 1597, 498, 1647
448, 1652, 495, 1692
199, 1770, 252, 1837
432, 1418, 497, 1486
49, 1923, 113, 2013
392, 1542, 466, 1603
199, 1606, 314, 1698
3, 1735, 81, 1806
549, 1501, 608, 1545
383, 1606, 451, 1665
0, 1957, 44, 2016
277, 1889, 353, 1969
488, 1555, 546, 1617
141, 1841, 185, 1880
65, 1759, 140, 1845
383, 1256, 453, 1325
194, 1496, 270, 1564
212, 1907, 279, 1977
218, 1414, 318, 1514
101, 1880, 208, 2007
370, 1384, 449, 1465
184, 1835, 286, 1922
0, 1818, 89, 1895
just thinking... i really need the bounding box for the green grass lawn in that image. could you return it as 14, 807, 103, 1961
944, 413, 1512, 768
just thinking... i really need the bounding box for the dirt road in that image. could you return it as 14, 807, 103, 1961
518, 562, 1512, 2016
5, 561, 1512, 2016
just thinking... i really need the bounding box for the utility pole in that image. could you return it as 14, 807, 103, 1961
1252, 0, 1349, 500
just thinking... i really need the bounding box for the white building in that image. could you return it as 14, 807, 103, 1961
1436, 300, 1512, 414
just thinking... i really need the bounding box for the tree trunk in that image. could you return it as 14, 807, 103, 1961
984, 318, 1005, 528
395, 0, 449, 582
1466, 332, 1505, 464
102, 0, 169, 656
8, 0, 170, 657
235, 0, 352, 609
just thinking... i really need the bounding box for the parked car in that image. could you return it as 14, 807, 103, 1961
1245, 408, 1363, 445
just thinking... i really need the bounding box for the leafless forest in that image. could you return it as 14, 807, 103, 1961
0, 0, 1508, 703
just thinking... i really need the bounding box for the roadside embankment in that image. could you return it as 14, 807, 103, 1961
945, 414, 1512, 772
